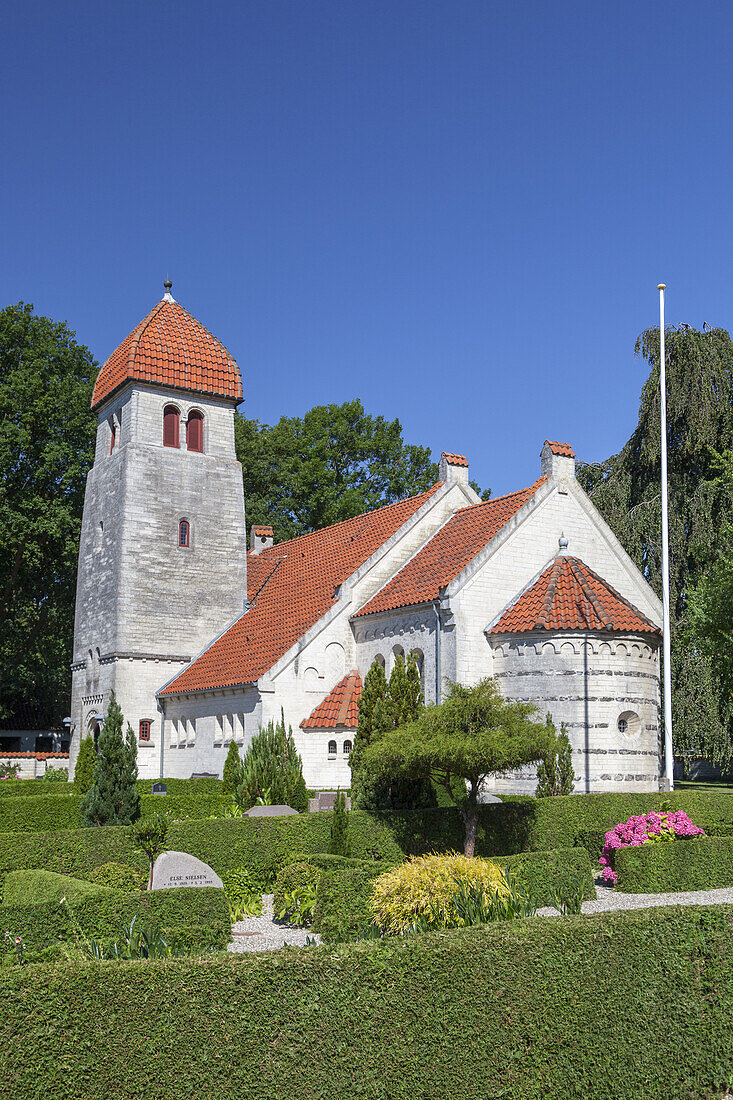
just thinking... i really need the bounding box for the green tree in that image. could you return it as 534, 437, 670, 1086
130, 813, 168, 890
73, 736, 96, 795
81, 693, 140, 826
234, 711, 307, 812
222, 740, 241, 796
535, 714, 576, 797
351, 653, 435, 812
328, 789, 352, 856
361, 678, 550, 856
0, 303, 96, 728
235, 400, 489, 543
577, 324, 733, 767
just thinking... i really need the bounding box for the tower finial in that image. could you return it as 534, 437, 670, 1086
162, 277, 175, 302
559, 532, 569, 553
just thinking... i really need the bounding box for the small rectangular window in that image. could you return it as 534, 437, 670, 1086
139, 720, 151, 742
109, 420, 116, 453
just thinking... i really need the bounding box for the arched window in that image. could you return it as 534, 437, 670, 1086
186, 410, 204, 453
328, 740, 337, 756
374, 654, 385, 671
179, 519, 190, 548
343, 740, 352, 755
163, 405, 180, 448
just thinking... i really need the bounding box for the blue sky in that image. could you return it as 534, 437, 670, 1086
3, 1, 732, 495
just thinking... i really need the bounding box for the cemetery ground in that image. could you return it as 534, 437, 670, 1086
2, 777, 733, 1098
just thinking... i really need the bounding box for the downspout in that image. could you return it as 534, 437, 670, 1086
158, 698, 165, 780
433, 600, 442, 704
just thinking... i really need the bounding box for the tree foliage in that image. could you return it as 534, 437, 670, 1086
361, 677, 550, 855
0, 302, 96, 728
535, 714, 576, 797
81, 693, 140, 826
73, 736, 96, 795
222, 741, 241, 796
130, 813, 168, 890
351, 654, 436, 812
235, 399, 488, 543
234, 712, 308, 812
328, 790, 352, 856
577, 324, 733, 767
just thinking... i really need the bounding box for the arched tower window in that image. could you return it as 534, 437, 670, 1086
328, 740, 337, 756
163, 405, 180, 448
186, 410, 204, 453
179, 519, 190, 548
343, 740, 352, 755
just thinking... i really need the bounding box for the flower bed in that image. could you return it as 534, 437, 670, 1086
599, 811, 705, 884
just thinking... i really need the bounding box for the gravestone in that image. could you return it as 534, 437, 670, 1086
151, 850, 223, 891
244, 804, 299, 817
151, 781, 167, 795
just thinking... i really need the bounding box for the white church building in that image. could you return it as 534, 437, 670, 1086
69, 286, 664, 793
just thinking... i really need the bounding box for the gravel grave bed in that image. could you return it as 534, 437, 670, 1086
536, 880, 733, 917
227, 894, 321, 953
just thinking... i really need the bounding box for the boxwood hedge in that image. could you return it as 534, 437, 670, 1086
1, 886, 230, 962
0, 811, 403, 890
0, 784, 226, 833
2, 906, 732, 1099
615, 834, 733, 894
0, 776, 223, 800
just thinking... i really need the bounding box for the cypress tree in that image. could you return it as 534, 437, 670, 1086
235, 711, 307, 811
578, 324, 733, 767
328, 789, 352, 856
81, 692, 140, 826
73, 736, 96, 795
536, 715, 576, 797
222, 740, 241, 796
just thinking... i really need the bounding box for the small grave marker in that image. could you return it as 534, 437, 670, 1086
152, 781, 167, 795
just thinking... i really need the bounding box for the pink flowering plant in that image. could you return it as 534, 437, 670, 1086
599, 810, 705, 884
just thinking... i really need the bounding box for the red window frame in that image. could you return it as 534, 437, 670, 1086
109, 419, 116, 453
163, 405, 180, 448
179, 520, 190, 548
186, 410, 204, 453
139, 720, 151, 742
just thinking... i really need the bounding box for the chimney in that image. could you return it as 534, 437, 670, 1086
541, 440, 576, 483
439, 452, 469, 486
249, 525, 274, 554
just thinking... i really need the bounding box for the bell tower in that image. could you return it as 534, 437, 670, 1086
69, 282, 247, 776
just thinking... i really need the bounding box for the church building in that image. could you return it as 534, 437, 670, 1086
69, 286, 664, 793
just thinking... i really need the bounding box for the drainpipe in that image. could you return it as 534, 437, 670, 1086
433, 601, 442, 704
158, 699, 165, 779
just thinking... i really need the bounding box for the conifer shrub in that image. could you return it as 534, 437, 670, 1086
73, 737, 97, 795
222, 741, 241, 796
87, 862, 143, 892
234, 712, 307, 812
535, 714, 576, 797
369, 852, 508, 934
81, 694, 140, 826
328, 789, 352, 856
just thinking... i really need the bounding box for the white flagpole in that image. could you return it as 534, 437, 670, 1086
658, 283, 674, 790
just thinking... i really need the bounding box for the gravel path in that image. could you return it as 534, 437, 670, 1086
227, 894, 321, 954
536, 881, 733, 917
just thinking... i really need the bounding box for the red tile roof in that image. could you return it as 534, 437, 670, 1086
252, 526, 274, 536
300, 670, 362, 729
489, 555, 660, 636
354, 478, 547, 618
92, 297, 243, 410
159, 484, 441, 695
442, 452, 468, 467
545, 440, 575, 458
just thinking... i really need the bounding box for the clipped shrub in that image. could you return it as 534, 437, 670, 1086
273, 861, 323, 918
222, 741, 241, 796
87, 862, 143, 893
129, 813, 168, 889
313, 862, 394, 943
329, 789, 352, 856
495, 848, 595, 908
615, 833, 733, 893
599, 811, 705, 884
2, 869, 109, 907
370, 852, 508, 934
73, 737, 97, 795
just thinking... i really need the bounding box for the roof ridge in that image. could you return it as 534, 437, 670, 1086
569, 556, 658, 630
124, 300, 165, 373
535, 558, 563, 629
167, 299, 191, 375
566, 556, 614, 629
455, 476, 547, 516
255, 482, 442, 555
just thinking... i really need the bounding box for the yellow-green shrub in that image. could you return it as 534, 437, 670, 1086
369, 852, 507, 933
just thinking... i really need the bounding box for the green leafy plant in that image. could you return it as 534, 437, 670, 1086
129, 813, 168, 890
43, 766, 68, 782
276, 883, 318, 926
328, 789, 352, 856
536, 714, 576, 797
81, 693, 140, 826
3, 931, 25, 965
221, 868, 262, 921
548, 872, 587, 916
0, 762, 20, 780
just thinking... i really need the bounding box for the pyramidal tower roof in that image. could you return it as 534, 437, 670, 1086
91, 282, 243, 410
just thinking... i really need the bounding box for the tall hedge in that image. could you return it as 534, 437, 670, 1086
2, 907, 732, 1098
0, 811, 403, 890
615, 834, 733, 893
0, 790, 226, 833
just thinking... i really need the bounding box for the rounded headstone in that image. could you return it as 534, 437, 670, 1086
151, 850, 223, 891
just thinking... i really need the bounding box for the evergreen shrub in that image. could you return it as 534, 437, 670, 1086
313, 862, 396, 942
2, 869, 109, 907
73, 737, 97, 795
2, 906, 733, 1098
87, 862, 143, 892
0, 790, 226, 833
615, 833, 733, 893
81, 693, 140, 826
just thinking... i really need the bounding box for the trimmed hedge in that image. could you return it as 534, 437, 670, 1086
495, 848, 595, 907
385, 790, 733, 857
615, 835, 733, 894
2, 906, 733, 1098
0, 776, 223, 799
3, 869, 110, 907
273, 855, 393, 918
314, 862, 394, 942
0, 811, 403, 890
0, 785, 226, 833
1, 886, 230, 961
